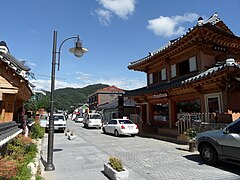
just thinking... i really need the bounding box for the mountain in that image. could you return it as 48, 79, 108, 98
44, 83, 109, 111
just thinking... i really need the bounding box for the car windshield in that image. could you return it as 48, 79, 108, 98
53, 115, 65, 121
118, 120, 133, 124
90, 115, 101, 119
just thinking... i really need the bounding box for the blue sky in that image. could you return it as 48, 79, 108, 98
1, 0, 239, 91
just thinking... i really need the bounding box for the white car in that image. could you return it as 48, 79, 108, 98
46, 113, 66, 132
74, 114, 84, 123
102, 119, 139, 137
83, 113, 102, 129
196, 118, 240, 165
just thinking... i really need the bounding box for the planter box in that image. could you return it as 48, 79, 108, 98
104, 163, 129, 180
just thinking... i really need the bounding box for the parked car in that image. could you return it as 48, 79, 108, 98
83, 113, 102, 129
196, 118, 240, 165
102, 119, 139, 137
46, 113, 66, 132
74, 114, 84, 123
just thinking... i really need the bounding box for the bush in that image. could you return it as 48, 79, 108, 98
1, 135, 39, 179
0, 158, 17, 179
108, 156, 124, 172
30, 121, 45, 139
184, 128, 197, 140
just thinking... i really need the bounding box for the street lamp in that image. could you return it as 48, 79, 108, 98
45, 31, 88, 171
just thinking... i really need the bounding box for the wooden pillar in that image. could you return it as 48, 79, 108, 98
146, 102, 150, 124
168, 98, 172, 128
2, 94, 16, 122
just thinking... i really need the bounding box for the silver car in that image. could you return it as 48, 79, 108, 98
83, 113, 102, 129
196, 118, 240, 165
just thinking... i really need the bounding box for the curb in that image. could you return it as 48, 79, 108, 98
28, 138, 43, 180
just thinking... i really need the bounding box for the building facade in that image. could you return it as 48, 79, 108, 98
0, 41, 33, 146
97, 96, 139, 123
125, 14, 240, 138
88, 85, 125, 110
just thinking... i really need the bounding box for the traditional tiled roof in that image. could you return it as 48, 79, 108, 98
125, 59, 240, 97
128, 13, 234, 69
0, 42, 33, 94
0, 42, 31, 80
183, 59, 239, 84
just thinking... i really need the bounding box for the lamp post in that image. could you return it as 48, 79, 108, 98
44, 31, 88, 171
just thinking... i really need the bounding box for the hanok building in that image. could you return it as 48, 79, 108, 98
0, 41, 33, 146
125, 14, 240, 139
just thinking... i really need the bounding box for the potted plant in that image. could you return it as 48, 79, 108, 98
184, 128, 197, 152
104, 156, 129, 180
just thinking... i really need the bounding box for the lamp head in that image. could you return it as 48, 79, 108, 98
69, 39, 88, 58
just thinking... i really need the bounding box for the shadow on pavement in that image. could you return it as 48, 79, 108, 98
184, 154, 240, 176
40, 156, 47, 168
101, 170, 111, 180
53, 148, 63, 152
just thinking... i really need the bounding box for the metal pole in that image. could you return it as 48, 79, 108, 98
45, 31, 57, 171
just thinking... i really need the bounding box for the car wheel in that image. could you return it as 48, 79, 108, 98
114, 130, 119, 137
102, 127, 106, 134
131, 134, 135, 137
199, 143, 218, 165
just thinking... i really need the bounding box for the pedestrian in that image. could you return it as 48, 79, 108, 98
17, 106, 29, 137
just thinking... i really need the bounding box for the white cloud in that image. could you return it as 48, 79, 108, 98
147, 13, 199, 37
95, 0, 136, 25
95, 9, 112, 26
75, 72, 93, 83
30, 75, 146, 91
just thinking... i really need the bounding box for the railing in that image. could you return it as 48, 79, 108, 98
129, 114, 143, 124
175, 113, 210, 135
175, 112, 233, 136
129, 114, 143, 132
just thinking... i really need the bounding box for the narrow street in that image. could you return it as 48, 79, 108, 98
61, 120, 240, 180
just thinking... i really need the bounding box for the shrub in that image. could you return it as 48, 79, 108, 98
184, 128, 197, 140
0, 158, 17, 179
30, 121, 45, 139
3, 135, 39, 179
108, 156, 124, 172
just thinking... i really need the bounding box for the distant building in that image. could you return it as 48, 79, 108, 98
88, 85, 124, 110
97, 96, 139, 122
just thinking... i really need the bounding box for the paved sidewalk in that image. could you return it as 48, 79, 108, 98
40, 132, 145, 180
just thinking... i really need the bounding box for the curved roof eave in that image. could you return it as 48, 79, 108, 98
128, 14, 236, 71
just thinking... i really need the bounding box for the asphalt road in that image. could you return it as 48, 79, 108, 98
66, 120, 240, 180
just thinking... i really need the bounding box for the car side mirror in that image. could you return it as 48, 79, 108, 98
223, 128, 229, 134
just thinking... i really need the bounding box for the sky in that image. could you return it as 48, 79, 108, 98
0, 0, 239, 91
